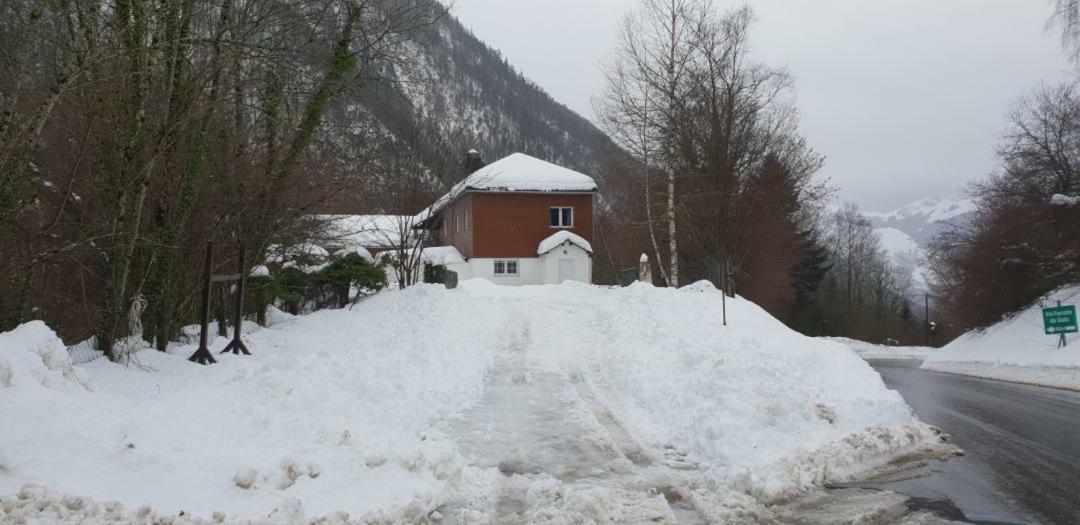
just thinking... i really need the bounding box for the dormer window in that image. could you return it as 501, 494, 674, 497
550, 207, 573, 228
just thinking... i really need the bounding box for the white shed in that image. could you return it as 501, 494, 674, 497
537, 231, 593, 285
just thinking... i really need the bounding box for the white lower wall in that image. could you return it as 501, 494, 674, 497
467, 258, 544, 285
427, 243, 593, 287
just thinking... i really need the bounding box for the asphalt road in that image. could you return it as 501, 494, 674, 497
867, 360, 1080, 525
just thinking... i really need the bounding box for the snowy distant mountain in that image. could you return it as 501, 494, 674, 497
863, 196, 977, 291
864, 196, 976, 246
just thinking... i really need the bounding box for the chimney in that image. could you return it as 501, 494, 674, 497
464, 149, 485, 177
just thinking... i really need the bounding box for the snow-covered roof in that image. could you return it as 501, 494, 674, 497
1051, 194, 1079, 206
537, 231, 593, 255
318, 215, 416, 249
421, 246, 466, 266
416, 153, 597, 226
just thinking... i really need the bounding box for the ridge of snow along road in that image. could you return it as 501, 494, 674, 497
0, 280, 945, 522
922, 285, 1080, 390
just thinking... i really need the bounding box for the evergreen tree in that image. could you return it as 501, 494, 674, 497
789, 228, 832, 335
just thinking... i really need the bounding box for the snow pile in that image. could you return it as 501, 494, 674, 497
537, 230, 593, 255
420, 246, 466, 266
538, 282, 939, 497
826, 337, 934, 361
0, 321, 87, 392
0, 286, 511, 523
2, 281, 942, 521
922, 286, 1080, 390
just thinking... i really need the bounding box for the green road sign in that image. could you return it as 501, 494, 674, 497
1043, 305, 1078, 335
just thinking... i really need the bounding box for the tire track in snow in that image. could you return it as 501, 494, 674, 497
441, 305, 680, 523
569, 373, 709, 524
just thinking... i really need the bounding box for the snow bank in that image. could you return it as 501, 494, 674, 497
825, 337, 934, 361
445, 280, 939, 501
1, 286, 510, 522
1, 282, 940, 521
539, 283, 937, 497
0, 321, 87, 392
922, 286, 1080, 390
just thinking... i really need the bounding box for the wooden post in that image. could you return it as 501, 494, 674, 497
217, 282, 228, 337
189, 242, 251, 364
725, 260, 735, 298
188, 241, 218, 365
221, 247, 251, 355
925, 293, 930, 347
717, 259, 727, 326
721, 283, 727, 326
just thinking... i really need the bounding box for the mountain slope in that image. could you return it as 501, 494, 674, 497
864, 196, 976, 292
864, 196, 975, 246
360, 2, 614, 183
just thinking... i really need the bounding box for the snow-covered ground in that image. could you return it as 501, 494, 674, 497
826, 337, 934, 361
1, 281, 944, 523
922, 286, 1080, 391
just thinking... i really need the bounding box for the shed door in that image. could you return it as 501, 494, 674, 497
558, 259, 575, 283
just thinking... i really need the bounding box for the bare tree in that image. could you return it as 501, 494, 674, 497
597, 0, 708, 287
1050, 0, 1080, 62
929, 81, 1080, 333
821, 204, 914, 342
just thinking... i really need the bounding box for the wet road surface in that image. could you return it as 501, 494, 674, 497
867, 360, 1080, 525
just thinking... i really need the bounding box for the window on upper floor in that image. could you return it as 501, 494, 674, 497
550, 207, 573, 228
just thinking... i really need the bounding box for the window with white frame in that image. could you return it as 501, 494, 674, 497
494, 259, 519, 276
550, 207, 573, 228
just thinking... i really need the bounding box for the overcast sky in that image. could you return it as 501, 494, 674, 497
452, 0, 1073, 212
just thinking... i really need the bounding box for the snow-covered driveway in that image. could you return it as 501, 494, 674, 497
441, 303, 707, 523
1, 280, 946, 523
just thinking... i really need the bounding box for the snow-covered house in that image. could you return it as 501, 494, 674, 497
414, 153, 597, 285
